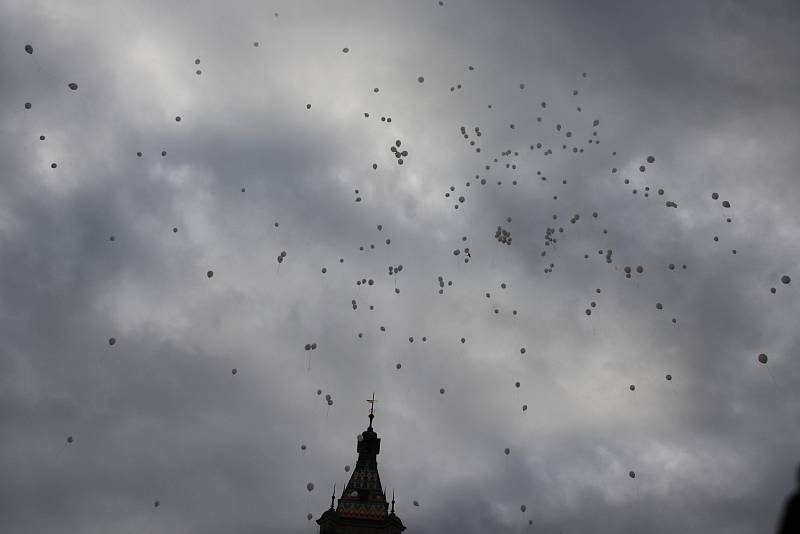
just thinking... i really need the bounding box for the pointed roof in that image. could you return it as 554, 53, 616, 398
336, 394, 388, 521
317, 395, 406, 532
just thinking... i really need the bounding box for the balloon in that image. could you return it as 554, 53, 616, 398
231, 368, 237, 375
722, 200, 730, 208
646, 155, 655, 163
666, 374, 672, 381
307, 482, 315, 492
418, 76, 425, 83
68, 83, 78, 90
522, 404, 528, 411
301, 444, 306, 450
758, 353, 768, 364
629, 471, 636, 479
307, 513, 313, 520
504, 448, 510, 455
440, 388, 445, 394
629, 385, 635, 391
520, 505, 527, 512
25, 44, 33, 54
342, 47, 349, 53
154, 500, 160, 507
711, 192, 719, 200
413, 500, 420, 506
345, 465, 350, 472
108, 337, 116, 346
207, 270, 214, 278
781, 275, 791, 284
24, 102, 31, 109
515, 382, 520, 388
656, 302, 663, 310
67, 436, 73, 443
396, 363, 402, 369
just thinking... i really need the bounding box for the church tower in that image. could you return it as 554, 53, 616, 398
316, 394, 406, 533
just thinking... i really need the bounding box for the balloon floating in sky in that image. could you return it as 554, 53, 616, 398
758, 353, 768, 364
307, 482, 314, 492
24, 44, 33, 54
108, 337, 116, 346
629, 471, 636, 479
68, 83, 78, 90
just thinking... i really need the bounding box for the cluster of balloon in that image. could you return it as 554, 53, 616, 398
495, 226, 512, 245
277, 251, 287, 264
622, 265, 646, 279
436, 276, 453, 294
390, 140, 408, 165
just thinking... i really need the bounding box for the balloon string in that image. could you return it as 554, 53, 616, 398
765, 365, 777, 386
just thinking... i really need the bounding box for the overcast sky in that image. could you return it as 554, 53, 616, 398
1, 1, 800, 533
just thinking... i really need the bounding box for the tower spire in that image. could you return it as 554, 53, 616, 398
391, 489, 395, 513
330, 483, 336, 509
366, 392, 377, 429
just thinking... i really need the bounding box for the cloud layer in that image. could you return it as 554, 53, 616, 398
1, 1, 799, 532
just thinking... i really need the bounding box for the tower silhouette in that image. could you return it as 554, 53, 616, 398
316, 394, 406, 533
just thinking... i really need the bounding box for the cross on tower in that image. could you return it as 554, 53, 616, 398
367, 393, 377, 428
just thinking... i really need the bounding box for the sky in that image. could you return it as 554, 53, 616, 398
1, 0, 799, 533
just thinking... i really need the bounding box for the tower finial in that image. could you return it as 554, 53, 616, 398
391, 488, 396, 513
366, 392, 377, 429
330, 483, 336, 509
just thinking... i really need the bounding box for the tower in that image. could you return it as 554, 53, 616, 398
317, 394, 406, 533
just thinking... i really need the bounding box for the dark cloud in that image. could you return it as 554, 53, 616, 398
1, 1, 799, 533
